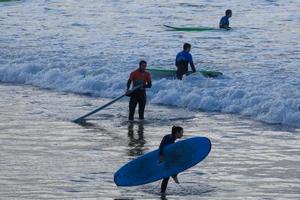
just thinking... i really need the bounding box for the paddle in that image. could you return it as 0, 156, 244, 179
73, 85, 142, 124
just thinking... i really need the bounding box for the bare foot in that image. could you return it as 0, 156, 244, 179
160, 191, 166, 199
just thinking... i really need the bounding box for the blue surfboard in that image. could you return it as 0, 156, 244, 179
114, 137, 211, 186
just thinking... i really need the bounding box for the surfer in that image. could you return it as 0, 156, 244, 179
126, 60, 152, 121
175, 43, 196, 80
159, 126, 183, 195
219, 9, 232, 30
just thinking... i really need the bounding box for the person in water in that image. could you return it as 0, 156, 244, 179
175, 43, 196, 80
159, 126, 184, 195
219, 9, 232, 30
126, 60, 152, 121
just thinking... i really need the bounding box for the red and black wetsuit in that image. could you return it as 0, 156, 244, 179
127, 69, 152, 121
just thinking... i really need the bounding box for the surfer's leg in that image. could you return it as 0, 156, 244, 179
161, 177, 170, 193
171, 174, 179, 184
176, 70, 183, 80
129, 96, 138, 120
138, 93, 146, 120
176, 62, 188, 80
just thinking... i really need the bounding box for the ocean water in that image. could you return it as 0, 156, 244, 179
0, 84, 299, 200
0, 0, 300, 199
0, 0, 299, 127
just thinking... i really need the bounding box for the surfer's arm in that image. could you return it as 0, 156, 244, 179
220, 24, 231, 30
145, 74, 152, 88
159, 146, 165, 162
219, 18, 231, 30
190, 62, 196, 73
125, 79, 132, 96
144, 80, 152, 88
189, 54, 196, 73
126, 79, 132, 90
159, 136, 167, 156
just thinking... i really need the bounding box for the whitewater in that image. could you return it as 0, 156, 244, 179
0, 0, 299, 127
1, 1, 300, 199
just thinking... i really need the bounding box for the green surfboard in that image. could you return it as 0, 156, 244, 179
164, 25, 217, 32
147, 68, 222, 78
0, 0, 19, 2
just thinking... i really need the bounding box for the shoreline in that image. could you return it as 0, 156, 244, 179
0, 83, 299, 199
1, 82, 299, 130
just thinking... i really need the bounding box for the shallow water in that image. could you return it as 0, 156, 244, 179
0, 84, 299, 199
0, 0, 299, 127
0, 0, 299, 199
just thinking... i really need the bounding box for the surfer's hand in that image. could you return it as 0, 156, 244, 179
125, 89, 131, 96
159, 155, 164, 163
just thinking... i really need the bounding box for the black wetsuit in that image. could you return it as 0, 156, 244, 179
175, 50, 196, 80
128, 89, 147, 120
219, 15, 230, 29
159, 134, 176, 193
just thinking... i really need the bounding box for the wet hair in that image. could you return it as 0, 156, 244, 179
139, 60, 147, 67
225, 9, 232, 16
171, 126, 183, 136
183, 43, 191, 51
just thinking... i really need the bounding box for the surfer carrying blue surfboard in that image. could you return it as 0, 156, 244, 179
175, 43, 196, 80
159, 126, 183, 195
219, 9, 232, 30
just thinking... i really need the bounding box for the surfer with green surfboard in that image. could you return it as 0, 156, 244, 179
175, 43, 196, 80
219, 9, 232, 30
159, 126, 184, 195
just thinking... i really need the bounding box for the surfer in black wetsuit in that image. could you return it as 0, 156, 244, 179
219, 9, 232, 30
175, 43, 196, 80
159, 126, 183, 196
